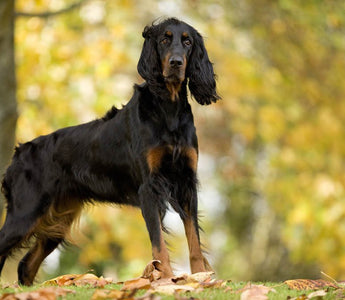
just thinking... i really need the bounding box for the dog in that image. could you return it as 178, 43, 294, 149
0, 17, 220, 285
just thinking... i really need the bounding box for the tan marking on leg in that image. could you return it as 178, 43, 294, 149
183, 147, 198, 171
183, 217, 212, 273
20, 239, 45, 285
152, 228, 174, 278
21, 198, 83, 285
146, 146, 167, 173
34, 198, 83, 243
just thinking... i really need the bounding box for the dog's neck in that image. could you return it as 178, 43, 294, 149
137, 81, 192, 133
145, 77, 188, 104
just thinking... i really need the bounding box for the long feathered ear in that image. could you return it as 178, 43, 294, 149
187, 32, 220, 105
137, 26, 161, 85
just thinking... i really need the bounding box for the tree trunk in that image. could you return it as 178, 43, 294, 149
0, 0, 17, 215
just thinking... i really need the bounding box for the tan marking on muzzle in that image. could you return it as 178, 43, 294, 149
162, 53, 187, 101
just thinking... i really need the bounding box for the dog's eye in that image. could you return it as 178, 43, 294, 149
161, 38, 169, 45
183, 39, 192, 46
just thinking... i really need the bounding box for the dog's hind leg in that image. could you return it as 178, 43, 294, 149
0, 206, 48, 281
0, 169, 54, 257
17, 237, 61, 286
17, 198, 83, 285
0, 208, 44, 258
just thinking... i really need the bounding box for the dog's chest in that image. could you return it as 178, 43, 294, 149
159, 105, 195, 145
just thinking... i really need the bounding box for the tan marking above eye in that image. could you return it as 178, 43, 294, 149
182, 32, 189, 38
165, 31, 172, 37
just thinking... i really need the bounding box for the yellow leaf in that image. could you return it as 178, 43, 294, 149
284, 279, 338, 291
43, 273, 112, 287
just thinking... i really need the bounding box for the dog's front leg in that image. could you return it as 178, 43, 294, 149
139, 183, 173, 278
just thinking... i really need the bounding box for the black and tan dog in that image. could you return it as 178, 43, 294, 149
0, 18, 220, 285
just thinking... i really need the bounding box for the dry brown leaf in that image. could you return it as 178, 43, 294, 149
152, 284, 195, 295
187, 271, 215, 283
135, 293, 162, 300
73, 273, 112, 287
171, 272, 223, 290
121, 277, 151, 291
171, 274, 189, 285
141, 260, 162, 282
284, 279, 338, 291
307, 290, 327, 299
0, 287, 74, 300
150, 277, 175, 289
119, 262, 222, 296
92, 289, 137, 300
43, 273, 112, 287
0, 283, 20, 290
239, 283, 276, 300
43, 274, 78, 286
200, 279, 225, 289
287, 290, 328, 300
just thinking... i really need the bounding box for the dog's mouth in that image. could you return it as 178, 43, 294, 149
163, 71, 185, 84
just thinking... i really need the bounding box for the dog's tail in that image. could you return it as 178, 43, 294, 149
1, 174, 11, 206
0, 174, 11, 276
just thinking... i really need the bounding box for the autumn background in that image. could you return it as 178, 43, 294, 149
0, 0, 344, 284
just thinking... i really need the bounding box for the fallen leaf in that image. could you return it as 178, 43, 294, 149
307, 290, 327, 299
239, 283, 276, 300
0, 287, 74, 300
43, 273, 112, 287
141, 260, 162, 282
200, 279, 225, 289
284, 279, 338, 291
92, 289, 137, 300
119, 262, 223, 296
135, 293, 162, 300
171, 272, 217, 286
121, 277, 151, 291
153, 284, 195, 295
73, 273, 112, 287
187, 271, 215, 283
43, 274, 78, 286
0, 283, 20, 289
150, 277, 175, 289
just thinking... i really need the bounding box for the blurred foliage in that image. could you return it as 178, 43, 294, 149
6, 0, 345, 283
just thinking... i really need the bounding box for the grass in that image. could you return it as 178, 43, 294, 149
0, 281, 344, 299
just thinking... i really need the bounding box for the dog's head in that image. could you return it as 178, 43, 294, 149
137, 18, 220, 104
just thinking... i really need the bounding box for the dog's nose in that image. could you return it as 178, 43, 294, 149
169, 55, 184, 67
